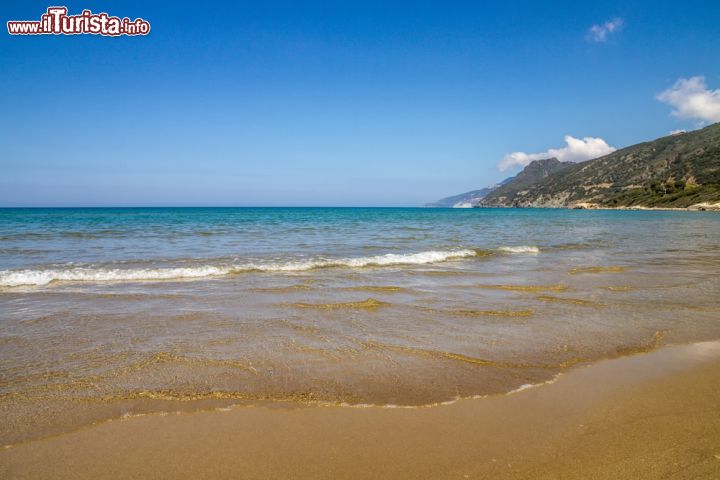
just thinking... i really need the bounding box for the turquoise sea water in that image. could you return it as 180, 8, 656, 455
1, 207, 718, 278
1, 207, 719, 444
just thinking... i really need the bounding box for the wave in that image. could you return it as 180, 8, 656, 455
0, 249, 478, 287
497, 245, 540, 254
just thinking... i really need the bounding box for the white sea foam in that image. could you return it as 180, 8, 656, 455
0, 265, 232, 287
508, 383, 535, 393
497, 245, 540, 254
0, 249, 478, 287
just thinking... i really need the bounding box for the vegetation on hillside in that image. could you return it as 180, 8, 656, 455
480, 123, 720, 208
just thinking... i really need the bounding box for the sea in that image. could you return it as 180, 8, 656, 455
1, 207, 719, 444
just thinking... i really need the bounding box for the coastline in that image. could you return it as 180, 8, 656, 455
3, 340, 720, 479
471, 202, 720, 211
570, 201, 720, 211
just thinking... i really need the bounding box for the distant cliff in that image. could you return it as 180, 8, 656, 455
426, 179, 511, 208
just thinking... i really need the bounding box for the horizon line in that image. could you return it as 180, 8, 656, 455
0, 205, 438, 209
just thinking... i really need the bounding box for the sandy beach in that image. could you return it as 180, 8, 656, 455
3, 340, 720, 479
1, 209, 719, 479
4, 1, 720, 478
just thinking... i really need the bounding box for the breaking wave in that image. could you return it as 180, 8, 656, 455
0, 249, 478, 287
497, 245, 540, 254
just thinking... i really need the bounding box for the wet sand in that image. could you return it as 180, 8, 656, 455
3, 340, 720, 479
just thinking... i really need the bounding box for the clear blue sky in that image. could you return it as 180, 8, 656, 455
1, 0, 719, 206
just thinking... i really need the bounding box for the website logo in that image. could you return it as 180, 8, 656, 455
7, 6, 151, 36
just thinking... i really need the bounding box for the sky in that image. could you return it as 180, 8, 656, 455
1, 0, 719, 207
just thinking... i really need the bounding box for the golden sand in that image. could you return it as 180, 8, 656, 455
3, 341, 719, 479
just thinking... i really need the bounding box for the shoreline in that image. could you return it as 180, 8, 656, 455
0, 326, 676, 448
3, 340, 720, 479
471, 202, 720, 211
570, 201, 720, 211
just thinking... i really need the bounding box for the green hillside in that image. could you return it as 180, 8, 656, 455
480, 123, 720, 208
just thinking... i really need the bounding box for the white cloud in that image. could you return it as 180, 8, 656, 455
587, 18, 624, 42
669, 129, 686, 135
657, 76, 720, 124
498, 136, 617, 171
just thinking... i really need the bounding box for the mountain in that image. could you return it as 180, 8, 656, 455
427, 178, 512, 208
480, 123, 720, 208
480, 158, 572, 205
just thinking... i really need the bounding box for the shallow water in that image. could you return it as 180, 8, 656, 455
1, 207, 719, 444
